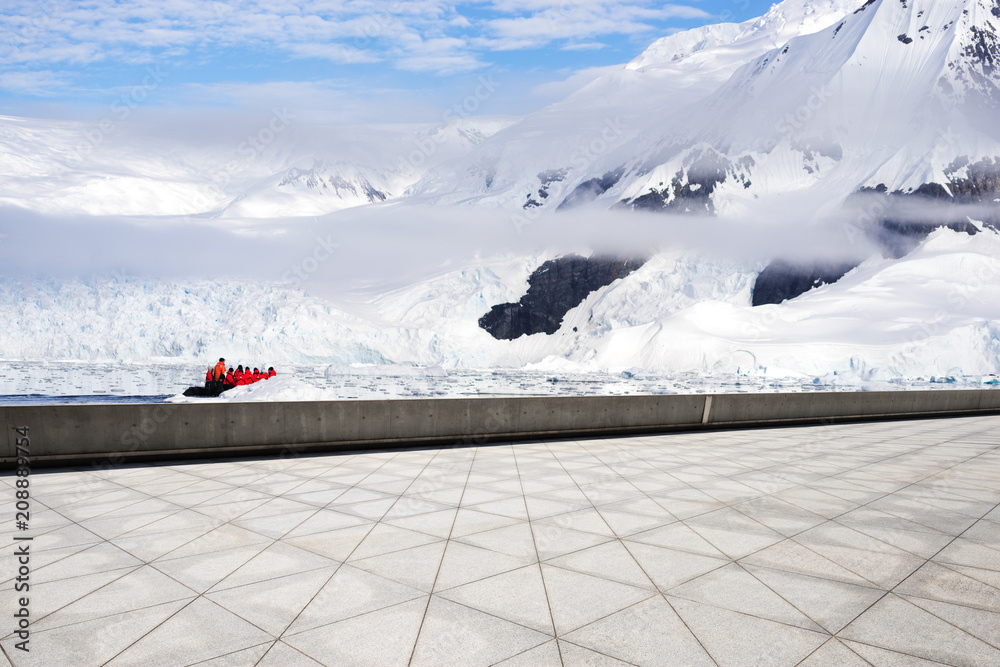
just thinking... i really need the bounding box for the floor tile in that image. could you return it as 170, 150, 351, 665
1, 599, 189, 667
454, 522, 538, 560
669, 563, 825, 632
350, 541, 447, 592
563, 595, 715, 666
742, 563, 885, 634
798, 638, 870, 666
409, 596, 551, 666
284, 597, 427, 666
539, 563, 655, 634
894, 561, 1000, 613
623, 540, 730, 590
839, 593, 1000, 666
105, 597, 273, 666
434, 541, 535, 591
439, 564, 554, 633
493, 640, 562, 666
285, 564, 425, 635
187, 642, 273, 666
256, 641, 325, 666
668, 596, 829, 667
903, 594, 1000, 648
206, 566, 336, 635
32, 565, 191, 633
545, 540, 656, 589
627, 521, 729, 558
347, 523, 442, 561
840, 639, 949, 666
153, 542, 273, 593
209, 541, 340, 591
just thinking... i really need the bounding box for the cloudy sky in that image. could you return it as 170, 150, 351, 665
0, 0, 778, 123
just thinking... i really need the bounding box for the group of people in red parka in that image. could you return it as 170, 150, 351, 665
205, 357, 276, 390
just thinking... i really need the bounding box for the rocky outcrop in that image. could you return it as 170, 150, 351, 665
557, 169, 624, 211
621, 148, 753, 214
523, 169, 569, 209
752, 260, 860, 306
480, 255, 644, 340
753, 157, 999, 305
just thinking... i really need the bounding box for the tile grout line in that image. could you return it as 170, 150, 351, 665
405, 444, 480, 667
541, 439, 723, 667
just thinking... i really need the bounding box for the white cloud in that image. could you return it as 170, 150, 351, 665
0, 70, 70, 96
530, 64, 621, 100
561, 42, 607, 51
177, 79, 444, 124
0, 0, 710, 79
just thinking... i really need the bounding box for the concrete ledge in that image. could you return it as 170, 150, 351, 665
3, 389, 999, 468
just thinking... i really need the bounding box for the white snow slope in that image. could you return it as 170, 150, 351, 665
0, 115, 515, 218
413, 0, 1000, 215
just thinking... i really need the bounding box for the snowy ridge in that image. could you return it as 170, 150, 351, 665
0, 115, 514, 218
611, 0, 1000, 211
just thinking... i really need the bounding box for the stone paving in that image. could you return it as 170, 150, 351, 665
2, 414, 1000, 666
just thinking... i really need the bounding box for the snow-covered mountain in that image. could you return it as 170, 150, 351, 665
0, 115, 514, 217
3, 0, 1000, 382
4, 0, 994, 220
414, 0, 1000, 217
411, 0, 867, 209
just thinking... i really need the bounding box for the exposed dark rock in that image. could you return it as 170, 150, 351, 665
753, 157, 1000, 307
625, 149, 752, 214
854, 0, 876, 14
557, 168, 624, 210
873, 218, 979, 259
752, 260, 860, 306
277, 165, 389, 202
523, 169, 568, 209
479, 255, 645, 340
898, 34, 913, 45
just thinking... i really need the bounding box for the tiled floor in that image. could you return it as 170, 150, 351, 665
2, 415, 1000, 666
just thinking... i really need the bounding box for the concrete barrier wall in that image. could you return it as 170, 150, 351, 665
3, 389, 999, 467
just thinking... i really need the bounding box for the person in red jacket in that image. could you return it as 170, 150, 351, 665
252, 368, 263, 382
234, 365, 245, 384
205, 368, 213, 387
267, 367, 276, 378
225, 368, 235, 387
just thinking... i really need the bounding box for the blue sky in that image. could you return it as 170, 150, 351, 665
0, 0, 782, 124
